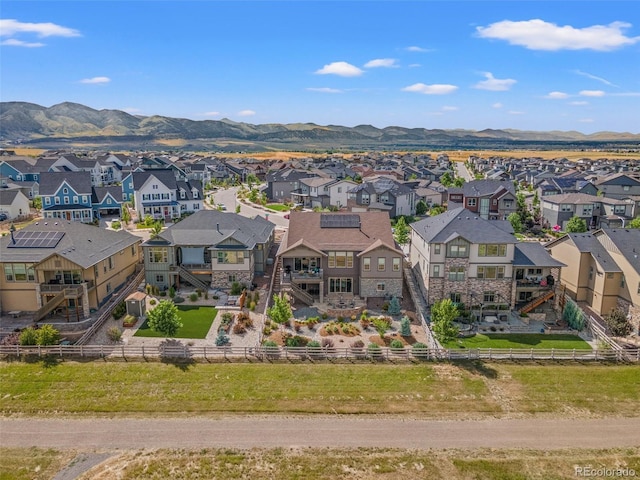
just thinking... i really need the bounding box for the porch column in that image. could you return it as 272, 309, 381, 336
319, 282, 324, 304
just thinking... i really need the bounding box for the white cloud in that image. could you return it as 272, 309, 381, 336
402, 83, 458, 95
474, 72, 516, 91
508, 110, 525, 115
579, 118, 595, 123
1, 38, 45, 47
80, 76, 111, 84
573, 70, 618, 87
237, 110, 256, 117
315, 61, 363, 77
364, 58, 398, 68
492, 102, 503, 109
442, 106, 459, 111
570, 101, 589, 105
476, 19, 640, 51
406, 46, 429, 52
545, 91, 569, 99
306, 87, 343, 93
580, 90, 605, 97
0, 19, 81, 38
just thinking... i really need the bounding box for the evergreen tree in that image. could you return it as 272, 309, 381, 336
147, 300, 182, 337
267, 294, 293, 325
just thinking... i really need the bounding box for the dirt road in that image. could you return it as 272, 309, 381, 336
2, 416, 639, 450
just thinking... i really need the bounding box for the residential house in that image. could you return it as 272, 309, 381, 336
265, 168, 319, 203
0, 190, 31, 220
132, 169, 203, 221
40, 171, 94, 223
0, 220, 141, 320
446, 180, 517, 220
347, 177, 415, 217
595, 173, 640, 199
546, 229, 640, 335
536, 176, 597, 198
291, 177, 357, 209
541, 193, 636, 230
277, 212, 403, 304
0, 157, 44, 183
410, 207, 563, 312
91, 186, 124, 218
142, 210, 275, 291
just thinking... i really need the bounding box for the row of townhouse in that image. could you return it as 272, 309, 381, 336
0, 220, 142, 320
541, 193, 636, 230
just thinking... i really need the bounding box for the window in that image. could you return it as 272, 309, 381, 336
152, 184, 158, 190
392, 258, 401, 271
362, 194, 370, 204
589, 266, 594, 280
607, 272, 614, 279
123, 193, 128, 201
64, 196, 70, 204
621, 275, 625, 288
155, 274, 164, 283
4, 265, 13, 282
623, 185, 630, 191
477, 266, 505, 279
527, 268, 543, 275
329, 277, 353, 293
478, 244, 507, 257
483, 292, 496, 303
63, 188, 68, 194
561, 204, 572, 212
328, 252, 353, 268
448, 266, 465, 281
376, 283, 385, 292
450, 292, 461, 303
181, 190, 186, 199
637, 282, 640, 294
148, 247, 168, 263
108, 256, 114, 270
582, 205, 593, 216
614, 205, 626, 214
378, 258, 386, 271
467, 198, 477, 207
217, 251, 244, 264
73, 196, 79, 204
363, 257, 371, 272
45, 197, 51, 205
106, 283, 112, 293
447, 238, 469, 258
55, 197, 60, 205
228, 274, 237, 282
434, 244, 441, 255
433, 265, 441, 277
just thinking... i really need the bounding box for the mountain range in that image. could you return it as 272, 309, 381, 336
1, 101, 639, 151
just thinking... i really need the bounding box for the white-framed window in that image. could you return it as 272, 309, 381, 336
45, 197, 51, 205
561, 204, 572, 212
64, 197, 70, 204
363, 257, 371, 272
106, 283, 112, 293
477, 266, 505, 279
378, 258, 386, 271
434, 244, 441, 255
329, 277, 352, 293
73, 196, 78, 203
448, 266, 465, 281
63, 188, 68, 194
478, 244, 507, 257
328, 251, 353, 268
376, 282, 385, 292
55, 197, 60, 205
148, 247, 168, 263
483, 291, 495, 303
450, 292, 461, 303
467, 198, 477, 207
392, 257, 401, 271
433, 265, 441, 277
217, 251, 244, 264
155, 274, 164, 283
152, 184, 158, 190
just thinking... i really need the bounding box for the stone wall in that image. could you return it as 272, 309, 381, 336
211, 271, 252, 290
360, 278, 403, 299
616, 297, 640, 336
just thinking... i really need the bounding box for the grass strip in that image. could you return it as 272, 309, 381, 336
445, 334, 592, 350
134, 306, 217, 339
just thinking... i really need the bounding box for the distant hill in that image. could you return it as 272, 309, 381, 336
1, 101, 639, 151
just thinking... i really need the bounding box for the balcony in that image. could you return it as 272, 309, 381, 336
40, 283, 89, 297
283, 269, 324, 284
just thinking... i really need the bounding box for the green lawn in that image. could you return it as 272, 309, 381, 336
265, 203, 289, 212
134, 306, 217, 339
445, 333, 592, 350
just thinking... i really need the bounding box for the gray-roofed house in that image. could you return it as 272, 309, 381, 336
142, 210, 275, 291
346, 177, 415, 217
0, 220, 141, 321
446, 179, 517, 220
410, 207, 563, 314
0, 189, 30, 220
40, 171, 95, 223
546, 229, 640, 335
132, 169, 203, 221
265, 168, 319, 203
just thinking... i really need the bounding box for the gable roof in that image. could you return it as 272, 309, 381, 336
595, 228, 640, 274
148, 210, 274, 249
448, 179, 516, 198
411, 207, 515, 244
550, 233, 621, 273
513, 242, 566, 267
132, 169, 178, 189
39, 171, 92, 195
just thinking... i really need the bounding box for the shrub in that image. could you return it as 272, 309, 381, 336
173, 296, 185, 304
169, 286, 176, 298
230, 282, 244, 295
321, 338, 334, 349
367, 343, 382, 356
400, 315, 411, 337
232, 323, 246, 335
321, 312, 328, 320
204, 292, 209, 300
35, 324, 60, 345
387, 296, 401, 315
390, 339, 404, 350
381, 302, 389, 312
307, 340, 321, 348
215, 331, 230, 346
111, 220, 121, 230
350, 314, 357, 322
190, 293, 198, 302
19, 327, 38, 346
159, 291, 166, 297
149, 299, 157, 306
337, 315, 344, 322
146, 284, 153, 295
350, 339, 365, 349
263, 340, 278, 347
249, 301, 256, 311
122, 314, 137, 327
111, 301, 127, 320
253, 291, 260, 303
604, 309, 632, 337
107, 326, 122, 342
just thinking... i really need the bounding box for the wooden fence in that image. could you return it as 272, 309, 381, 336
1, 344, 637, 362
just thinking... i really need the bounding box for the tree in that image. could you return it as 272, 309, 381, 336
36, 324, 60, 345
628, 217, 640, 229
267, 293, 293, 325
19, 327, 38, 346
565, 216, 588, 233
415, 200, 428, 216
430, 299, 460, 344
507, 212, 523, 233
372, 317, 390, 339
121, 204, 131, 224
32, 196, 42, 211
400, 315, 411, 337
393, 216, 410, 245
453, 176, 465, 187
150, 221, 163, 239
387, 296, 401, 315
248, 188, 259, 203
147, 300, 182, 337
603, 309, 632, 337
246, 173, 259, 189
440, 172, 453, 187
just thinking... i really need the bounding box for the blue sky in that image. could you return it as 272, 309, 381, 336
1, 1, 639, 133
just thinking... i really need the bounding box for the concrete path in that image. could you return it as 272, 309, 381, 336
3, 416, 639, 450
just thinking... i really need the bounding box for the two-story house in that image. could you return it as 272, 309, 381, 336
347, 177, 415, 217
291, 177, 357, 209
410, 207, 563, 312
277, 212, 403, 304
132, 169, 203, 221
0, 220, 141, 321
546, 229, 640, 335
142, 210, 275, 291
265, 168, 319, 203
594, 173, 640, 200
446, 180, 517, 220
40, 171, 94, 223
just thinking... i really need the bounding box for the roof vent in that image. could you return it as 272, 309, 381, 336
44, 222, 48, 225
54, 222, 58, 225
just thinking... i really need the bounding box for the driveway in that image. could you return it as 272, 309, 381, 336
2, 416, 639, 450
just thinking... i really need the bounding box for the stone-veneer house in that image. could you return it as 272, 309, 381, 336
142, 210, 275, 291
0, 220, 141, 321
546, 228, 640, 335
410, 207, 563, 310
277, 212, 403, 304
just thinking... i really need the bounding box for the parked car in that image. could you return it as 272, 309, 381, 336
0, 213, 8, 221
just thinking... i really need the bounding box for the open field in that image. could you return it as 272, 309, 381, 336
134, 306, 217, 339
1, 362, 638, 418
445, 334, 592, 350
1, 446, 638, 480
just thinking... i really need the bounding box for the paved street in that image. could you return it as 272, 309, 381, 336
212, 186, 290, 228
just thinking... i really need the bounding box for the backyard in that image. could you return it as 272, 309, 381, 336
444, 333, 592, 350
134, 306, 217, 339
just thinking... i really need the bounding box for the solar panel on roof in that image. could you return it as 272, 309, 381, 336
320, 214, 360, 228
7, 231, 65, 248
